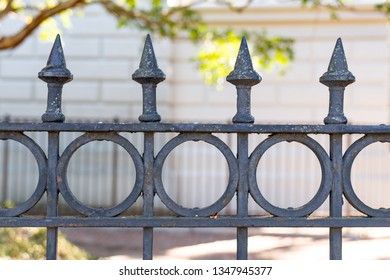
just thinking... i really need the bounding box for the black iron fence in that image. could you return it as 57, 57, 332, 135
0, 34, 389, 260
0, 116, 331, 216
2, 117, 384, 217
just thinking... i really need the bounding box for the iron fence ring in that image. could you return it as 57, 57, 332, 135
343, 134, 390, 217
248, 134, 332, 217
0, 132, 47, 217
57, 132, 143, 217
154, 133, 238, 217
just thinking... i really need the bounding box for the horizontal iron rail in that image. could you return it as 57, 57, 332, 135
1, 217, 390, 227
0, 122, 390, 134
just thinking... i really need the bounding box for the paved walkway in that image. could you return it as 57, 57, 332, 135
61, 228, 390, 260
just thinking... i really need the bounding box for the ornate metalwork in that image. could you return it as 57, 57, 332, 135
39, 34, 73, 123
0, 132, 47, 217
248, 134, 332, 217
57, 132, 144, 217
154, 133, 238, 217
0, 34, 388, 260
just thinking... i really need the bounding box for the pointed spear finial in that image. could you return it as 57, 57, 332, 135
39, 34, 72, 122
132, 35, 165, 122
320, 38, 355, 87
227, 37, 261, 86
132, 34, 165, 84
39, 34, 73, 84
320, 38, 355, 124
227, 37, 261, 123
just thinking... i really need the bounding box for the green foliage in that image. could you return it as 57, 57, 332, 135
195, 30, 294, 88
196, 31, 240, 88
376, 1, 390, 18
0, 200, 15, 209
300, 0, 346, 7
0, 201, 91, 259
0, 228, 93, 260
108, 2, 295, 88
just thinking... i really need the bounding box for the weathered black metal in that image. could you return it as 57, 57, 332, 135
0, 34, 389, 260
132, 34, 165, 122
132, 35, 165, 258
320, 38, 355, 125
319, 38, 355, 259
226, 37, 261, 259
57, 133, 143, 216
39, 35, 73, 123
227, 37, 261, 124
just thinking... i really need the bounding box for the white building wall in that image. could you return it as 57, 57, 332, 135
171, 7, 390, 124
0, 5, 174, 121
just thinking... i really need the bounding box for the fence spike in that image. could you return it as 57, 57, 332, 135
320, 38, 355, 124
132, 34, 165, 84
227, 37, 261, 123
132, 34, 165, 122
227, 37, 261, 86
39, 34, 73, 84
39, 34, 72, 123
320, 38, 355, 87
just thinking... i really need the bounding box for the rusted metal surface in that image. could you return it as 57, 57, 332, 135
0, 35, 388, 260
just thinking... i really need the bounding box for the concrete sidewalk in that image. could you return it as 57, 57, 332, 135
61, 228, 390, 260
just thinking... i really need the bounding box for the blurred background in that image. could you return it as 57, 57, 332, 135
0, 0, 390, 259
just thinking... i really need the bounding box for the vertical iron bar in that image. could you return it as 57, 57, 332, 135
237, 133, 249, 260
132, 35, 165, 260
1, 141, 9, 203
345, 134, 353, 216
320, 38, 354, 260
46, 132, 59, 260
1, 117, 10, 203
329, 134, 343, 260
143, 132, 154, 260
38, 34, 72, 260
226, 37, 261, 259
111, 140, 119, 206
110, 118, 119, 206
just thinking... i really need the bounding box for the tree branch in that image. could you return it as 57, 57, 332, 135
215, 0, 255, 12
96, 0, 154, 27
0, 0, 87, 50
0, 0, 15, 19
96, 0, 202, 35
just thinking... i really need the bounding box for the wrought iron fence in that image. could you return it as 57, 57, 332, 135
0, 116, 329, 216
2, 118, 386, 218
0, 34, 389, 260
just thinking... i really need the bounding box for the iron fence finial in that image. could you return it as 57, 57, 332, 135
320, 38, 355, 87
227, 37, 261, 123
132, 34, 165, 84
39, 34, 72, 123
320, 38, 355, 124
227, 37, 261, 86
132, 34, 165, 122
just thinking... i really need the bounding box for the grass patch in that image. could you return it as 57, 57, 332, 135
0, 228, 94, 260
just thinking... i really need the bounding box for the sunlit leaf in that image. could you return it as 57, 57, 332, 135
38, 18, 61, 41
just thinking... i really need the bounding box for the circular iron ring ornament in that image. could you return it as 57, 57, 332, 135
0, 132, 47, 217
57, 133, 143, 217
248, 134, 332, 217
343, 134, 390, 217
154, 133, 238, 217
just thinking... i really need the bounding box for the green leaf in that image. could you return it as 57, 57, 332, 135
194, 29, 294, 88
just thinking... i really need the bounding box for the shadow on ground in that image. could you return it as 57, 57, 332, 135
60, 228, 390, 260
